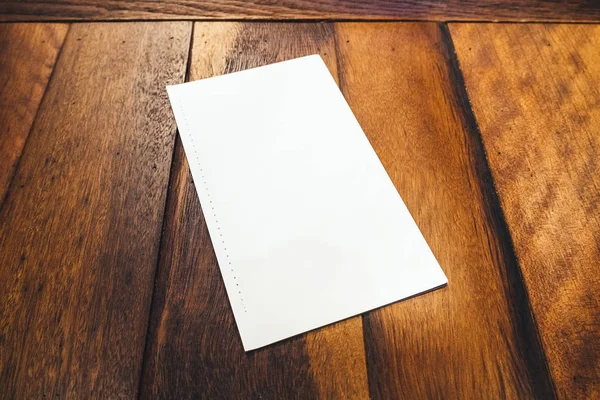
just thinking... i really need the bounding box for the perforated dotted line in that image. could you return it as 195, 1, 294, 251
177, 99, 247, 313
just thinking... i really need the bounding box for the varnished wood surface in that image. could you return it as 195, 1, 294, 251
0, 20, 598, 399
1, 0, 600, 22
0, 22, 190, 398
451, 23, 600, 400
336, 22, 553, 399
0, 23, 67, 206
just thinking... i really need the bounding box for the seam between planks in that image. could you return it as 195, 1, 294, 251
439, 22, 557, 399
3, 20, 600, 25
135, 22, 195, 400
3, 18, 600, 23
0, 23, 71, 213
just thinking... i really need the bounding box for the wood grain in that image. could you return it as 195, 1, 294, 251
0, 22, 191, 398
0, 23, 68, 206
1, 0, 599, 22
139, 22, 369, 399
335, 22, 555, 399
450, 23, 600, 399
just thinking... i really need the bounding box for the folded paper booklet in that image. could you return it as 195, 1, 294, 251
167, 55, 447, 351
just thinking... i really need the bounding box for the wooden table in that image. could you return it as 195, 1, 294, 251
0, 2, 599, 399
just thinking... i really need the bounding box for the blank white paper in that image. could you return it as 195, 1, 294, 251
167, 55, 447, 351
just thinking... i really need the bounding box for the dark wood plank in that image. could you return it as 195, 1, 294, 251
450, 23, 600, 399
1, 0, 599, 22
0, 23, 68, 206
139, 22, 369, 399
0, 22, 191, 398
335, 22, 555, 399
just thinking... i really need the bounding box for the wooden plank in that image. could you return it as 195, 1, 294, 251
0, 22, 191, 398
0, 23, 68, 206
1, 0, 599, 22
450, 23, 600, 399
335, 22, 556, 399
139, 22, 369, 399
